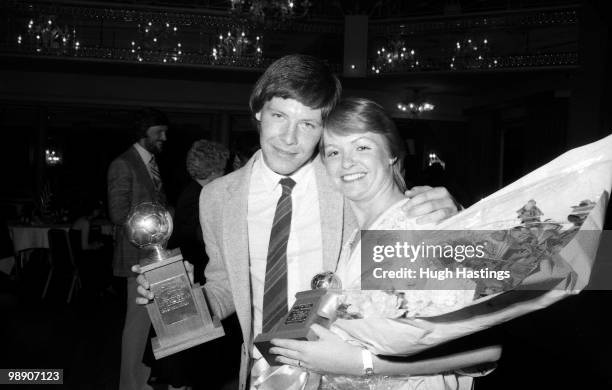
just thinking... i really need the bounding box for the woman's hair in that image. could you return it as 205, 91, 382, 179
249, 54, 342, 120
186, 139, 230, 180
322, 97, 407, 192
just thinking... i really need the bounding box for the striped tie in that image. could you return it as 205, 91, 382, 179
262, 177, 296, 333
149, 156, 162, 192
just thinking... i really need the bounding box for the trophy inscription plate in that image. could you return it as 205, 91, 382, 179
152, 275, 198, 325
127, 202, 225, 359
285, 303, 314, 325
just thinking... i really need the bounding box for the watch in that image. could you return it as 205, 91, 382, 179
361, 348, 374, 377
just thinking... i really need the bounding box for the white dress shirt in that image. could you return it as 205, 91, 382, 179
133, 142, 157, 183
248, 151, 323, 354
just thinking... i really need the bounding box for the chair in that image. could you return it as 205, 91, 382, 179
0, 220, 13, 259
43, 229, 81, 303
0, 220, 16, 276
68, 229, 83, 265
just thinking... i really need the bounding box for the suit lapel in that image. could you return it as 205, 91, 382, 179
221, 155, 256, 344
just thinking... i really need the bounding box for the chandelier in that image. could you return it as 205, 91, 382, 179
131, 21, 182, 63
397, 101, 434, 114
397, 89, 435, 116
17, 16, 79, 54
228, 0, 312, 24
211, 27, 263, 66
449, 37, 496, 70
372, 39, 419, 74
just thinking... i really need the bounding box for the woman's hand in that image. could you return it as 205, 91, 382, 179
403, 186, 462, 224
269, 324, 363, 376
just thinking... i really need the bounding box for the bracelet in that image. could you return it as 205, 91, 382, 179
361, 348, 374, 377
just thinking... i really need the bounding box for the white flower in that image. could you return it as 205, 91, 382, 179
338, 290, 406, 319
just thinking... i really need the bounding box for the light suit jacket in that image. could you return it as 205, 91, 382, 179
199, 152, 357, 390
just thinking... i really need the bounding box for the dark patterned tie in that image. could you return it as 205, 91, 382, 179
149, 156, 162, 192
262, 177, 296, 332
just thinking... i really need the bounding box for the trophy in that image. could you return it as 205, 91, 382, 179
254, 271, 342, 365
127, 202, 224, 359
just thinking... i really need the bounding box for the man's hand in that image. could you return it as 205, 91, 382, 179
403, 186, 461, 225
269, 324, 363, 375
131, 261, 195, 305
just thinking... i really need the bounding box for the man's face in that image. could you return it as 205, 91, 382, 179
255, 97, 323, 176
142, 125, 168, 154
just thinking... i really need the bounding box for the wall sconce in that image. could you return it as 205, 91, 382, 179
428, 152, 445, 169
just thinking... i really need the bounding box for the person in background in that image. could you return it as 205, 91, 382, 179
108, 107, 169, 390
169, 140, 230, 279
144, 139, 243, 390
71, 200, 104, 251
70, 199, 113, 296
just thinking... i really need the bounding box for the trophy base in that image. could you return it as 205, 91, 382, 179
254, 327, 319, 366
254, 289, 337, 365
142, 252, 225, 360
151, 315, 225, 359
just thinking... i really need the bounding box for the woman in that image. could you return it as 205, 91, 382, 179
269, 98, 501, 389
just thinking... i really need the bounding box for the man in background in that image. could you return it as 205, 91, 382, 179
108, 107, 169, 390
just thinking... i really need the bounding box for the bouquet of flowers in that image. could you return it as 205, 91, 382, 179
321, 134, 612, 389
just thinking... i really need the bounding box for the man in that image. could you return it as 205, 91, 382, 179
136, 55, 457, 389
109, 107, 169, 390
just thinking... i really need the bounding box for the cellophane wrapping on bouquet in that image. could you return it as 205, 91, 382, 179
321, 134, 612, 389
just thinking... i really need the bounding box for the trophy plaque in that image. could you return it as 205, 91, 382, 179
254, 271, 341, 365
127, 202, 224, 359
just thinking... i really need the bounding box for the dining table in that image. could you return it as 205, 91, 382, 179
6, 219, 114, 277
9, 223, 71, 253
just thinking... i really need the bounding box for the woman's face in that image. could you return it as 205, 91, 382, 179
322, 128, 396, 202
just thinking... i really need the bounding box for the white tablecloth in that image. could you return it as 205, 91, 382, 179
8, 224, 70, 253
8, 221, 113, 253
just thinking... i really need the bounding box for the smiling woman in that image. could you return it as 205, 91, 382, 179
322, 98, 407, 191
268, 98, 501, 389
321, 97, 408, 228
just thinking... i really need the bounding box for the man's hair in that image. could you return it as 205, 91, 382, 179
322, 97, 408, 192
133, 107, 168, 140
249, 54, 342, 119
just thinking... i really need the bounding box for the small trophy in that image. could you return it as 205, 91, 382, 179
254, 271, 342, 365
127, 202, 224, 359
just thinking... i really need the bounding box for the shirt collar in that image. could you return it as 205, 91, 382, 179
254, 150, 315, 194
133, 142, 153, 165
